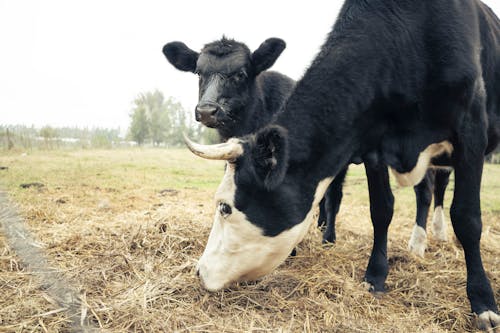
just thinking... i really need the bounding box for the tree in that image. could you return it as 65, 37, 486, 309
129, 106, 149, 145
128, 90, 197, 147
39, 126, 58, 149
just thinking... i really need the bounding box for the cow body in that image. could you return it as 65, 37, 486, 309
187, 1, 500, 330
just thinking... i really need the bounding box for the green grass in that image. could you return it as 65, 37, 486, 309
1, 148, 224, 196
2, 148, 499, 215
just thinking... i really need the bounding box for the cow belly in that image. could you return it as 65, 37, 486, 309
391, 141, 453, 186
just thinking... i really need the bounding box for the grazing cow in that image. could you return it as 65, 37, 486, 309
185, 0, 500, 330
162, 37, 295, 141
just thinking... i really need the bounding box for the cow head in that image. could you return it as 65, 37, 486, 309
163, 37, 286, 131
184, 126, 333, 291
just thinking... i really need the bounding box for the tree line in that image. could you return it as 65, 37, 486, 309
0, 125, 122, 150
1, 90, 218, 151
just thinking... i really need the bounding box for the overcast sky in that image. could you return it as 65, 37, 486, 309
1, 1, 499, 132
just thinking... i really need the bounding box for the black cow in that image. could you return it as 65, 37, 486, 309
162, 37, 295, 141
185, 0, 500, 330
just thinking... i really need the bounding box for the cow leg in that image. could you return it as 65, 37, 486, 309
408, 170, 435, 257
431, 169, 451, 241
450, 102, 499, 330
322, 167, 348, 243
317, 198, 327, 228
363, 164, 394, 292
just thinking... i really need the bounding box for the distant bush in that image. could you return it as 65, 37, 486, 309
0, 125, 122, 150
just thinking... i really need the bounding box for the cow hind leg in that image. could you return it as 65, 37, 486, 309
363, 164, 394, 292
317, 198, 326, 228
431, 168, 451, 241
322, 167, 347, 244
450, 99, 498, 330
408, 170, 434, 257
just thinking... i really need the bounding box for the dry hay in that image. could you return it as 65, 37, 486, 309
0, 151, 499, 332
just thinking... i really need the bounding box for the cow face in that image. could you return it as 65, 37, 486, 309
163, 38, 286, 131
184, 127, 333, 291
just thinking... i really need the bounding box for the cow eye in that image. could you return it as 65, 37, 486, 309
232, 71, 246, 83
219, 202, 232, 217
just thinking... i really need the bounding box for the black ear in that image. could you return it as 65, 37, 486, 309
251, 125, 289, 190
251, 38, 286, 74
162, 41, 199, 73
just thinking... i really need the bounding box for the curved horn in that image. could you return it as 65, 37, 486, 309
183, 133, 243, 161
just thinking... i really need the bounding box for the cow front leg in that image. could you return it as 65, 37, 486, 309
322, 167, 348, 243
363, 164, 394, 292
450, 107, 499, 331
431, 168, 451, 241
408, 170, 435, 257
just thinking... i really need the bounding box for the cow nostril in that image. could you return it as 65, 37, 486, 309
196, 104, 218, 116
196, 269, 200, 277
195, 111, 202, 121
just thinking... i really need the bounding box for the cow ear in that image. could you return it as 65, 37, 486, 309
162, 42, 199, 73
251, 38, 286, 74
251, 125, 289, 190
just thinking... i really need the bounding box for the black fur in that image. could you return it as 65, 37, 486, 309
230, 0, 499, 322
162, 42, 198, 73
250, 125, 289, 190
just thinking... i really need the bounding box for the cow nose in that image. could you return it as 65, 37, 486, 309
195, 103, 219, 125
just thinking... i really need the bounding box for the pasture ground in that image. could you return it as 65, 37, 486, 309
0, 148, 499, 332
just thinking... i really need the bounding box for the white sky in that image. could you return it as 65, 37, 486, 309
1, 0, 499, 131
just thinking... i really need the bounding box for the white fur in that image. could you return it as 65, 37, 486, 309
408, 225, 427, 257
391, 141, 453, 187
477, 310, 500, 332
196, 165, 333, 291
432, 206, 448, 241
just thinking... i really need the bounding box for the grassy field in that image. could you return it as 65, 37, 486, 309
0, 148, 499, 332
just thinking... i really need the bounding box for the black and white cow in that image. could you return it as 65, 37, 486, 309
162, 37, 295, 141
185, 0, 500, 330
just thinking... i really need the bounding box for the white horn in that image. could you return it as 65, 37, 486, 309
183, 133, 244, 161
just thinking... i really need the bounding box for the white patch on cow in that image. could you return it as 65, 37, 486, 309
408, 225, 427, 257
391, 141, 453, 187
361, 281, 375, 292
196, 165, 333, 291
430, 165, 453, 172
431, 205, 448, 241
477, 310, 500, 331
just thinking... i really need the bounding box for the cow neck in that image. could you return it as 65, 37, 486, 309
272, 10, 387, 183
242, 80, 268, 135
275, 66, 374, 183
